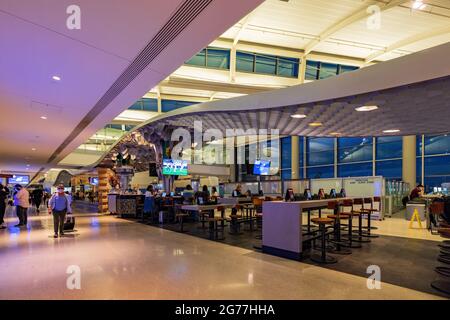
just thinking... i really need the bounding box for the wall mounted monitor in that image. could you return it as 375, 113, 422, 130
90, 177, 99, 185
162, 159, 188, 176
253, 160, 271, 175
7, 175, 29, 185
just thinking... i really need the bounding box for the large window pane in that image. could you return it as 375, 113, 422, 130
236, 52, 254, 72
281, 169, 291, 180
424, 135, 450, 156
206, 48, 230, 69
161, 100, 195, 113
185, 49, 206, 66
277, 57, 299, 77
338, 65, 359, 74
424, 155, 450, 176
128, 100, 143, 110
417, 135, 422, 156
142, 98, 158, 111
299, 136, 304, 169
376, 160, 402, 179
319, 62, 338, 79
305, 60, 319, 80
307, 137, 334, 166
255, 54, 276, 75
416, 157, 422, 184
338, 162, 372, 177
281, 137, 291, 170
424, 176, 450, 193
376, 136, 402, 160
307, 166, 334, 179
338, 137, 372, 163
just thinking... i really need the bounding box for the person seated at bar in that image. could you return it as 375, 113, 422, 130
258, 189, 264, 197
303, 188, 312, 200
210, 186, 219, 203
339, 188, 346, 198
318, 188, 325, 199
410, 184, 424, 200
329, 188, 337, 198
232, 184, 242, 197
245, 189, 252, 197
182, 184, 194, 204
285, 188, 295, 202
195, 185, 210, 205
145, 185, 154, 198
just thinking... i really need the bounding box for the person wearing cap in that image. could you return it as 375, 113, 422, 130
48, 184, 72, 238
13, 184, 29, 227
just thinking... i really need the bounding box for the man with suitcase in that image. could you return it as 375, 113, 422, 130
48, 184, 72, 238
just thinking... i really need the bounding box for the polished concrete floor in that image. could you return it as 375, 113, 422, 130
0, 207, 446, 300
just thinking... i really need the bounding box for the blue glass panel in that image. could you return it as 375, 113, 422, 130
417, 135, 422, 156
376, 136, 402, 160
124, 125, 135, 131
107, 124, 122, 130
185, 49, 206, 66
307, 166, 334, 179
307, 137, 334, 166
281, 169, 292, 180
338, 65, 359, 74
319, 62, 338, 79
236, 52, 254, 72
305, 60, 319, 80
416, 156, 422, 183
129, 100, 143, 110
206, 48, 230, 69
281, 137, 291, 169
424, 176, 450, 193
299, 136, 304, 169
376, 160, 402, 179
424, 155, 450, 176
338, 137, 372, 163
277, 57, 299, 77
255, 54, 277, 75
142, 98, 158, 111
161, 100, 195, 113
424, 134, 450, 155
338, 162, 372, 177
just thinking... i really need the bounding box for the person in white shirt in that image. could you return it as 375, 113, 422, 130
13, 184, 29, 227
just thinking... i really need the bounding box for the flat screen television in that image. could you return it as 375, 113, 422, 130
149, 163, 157, 177
162, 159, 188, 176
8, 175, 29, 185
253, 160, 271, 175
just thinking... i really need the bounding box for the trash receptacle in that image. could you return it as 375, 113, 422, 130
405, 203, 426, 221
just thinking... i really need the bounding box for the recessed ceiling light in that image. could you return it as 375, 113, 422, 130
355, 105, 378, 112
52, 75, 61, 81
412, 0, 426, 10
290, 114, 307, 119
31, 148, 36, 151
330, 132, 341, 135
26, 164, 30, 167
40, 116, 47, 120
383, 129, 400, 133
309, 122, 323, 127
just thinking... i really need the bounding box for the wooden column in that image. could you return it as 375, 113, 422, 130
97, 167, 109, 213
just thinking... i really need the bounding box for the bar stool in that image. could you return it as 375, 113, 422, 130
340, 199, 362, 249
198, 210, 209, 229
351, 198, 371, 243
362, 197, 379, 238
326, 201, 352, 255
207, 217, 225, 240
310, 217, 336, 264
175, 213, 189, 233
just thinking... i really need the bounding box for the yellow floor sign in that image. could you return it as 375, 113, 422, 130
408, 208, 423, 229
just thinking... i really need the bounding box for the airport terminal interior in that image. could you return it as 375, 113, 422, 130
1, 0, 450, 300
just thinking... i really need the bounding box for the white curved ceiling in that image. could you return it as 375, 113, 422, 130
0, 0, 263, 175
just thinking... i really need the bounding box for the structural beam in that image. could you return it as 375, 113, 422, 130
365, 25, 450, 63
303, 0, 408, 55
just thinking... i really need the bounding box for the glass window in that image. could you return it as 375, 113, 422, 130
376, 136, 402, 160
124, 125, 135, 131
129, 100, 143, 110
319, 62, 338, 79
424, 176, 450, 193
376, 160, 402, 179
424, 155, 450, 176
277, 57, 299, 77
281, 137, 291, 170
281, 169, 292, 180
307, 166, 334, 179
299, 136, 304, 169
338, 65, 359, 74
206, 48, 230, 69
416, 135, 422, 156
161, 100, 195, 113
255, 54, 277, 75
338, 137, 372, 163
305, 60, 319, 80
307, 137, 334, 166
236, 52, 254, 72
338, 162, 372, 177
142, 98, 158, 112
416, 157, 422, 184
185, 49, 206, 66
424, 135, 450, 156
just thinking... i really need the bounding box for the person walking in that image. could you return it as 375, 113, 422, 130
0, 184, 10, 229
48, 184, 72, 238
13, 184, 29, 227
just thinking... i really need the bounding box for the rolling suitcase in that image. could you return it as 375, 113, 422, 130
64, 215, 75, 231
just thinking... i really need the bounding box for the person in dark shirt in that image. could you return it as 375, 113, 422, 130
0, 184, 10, 229
32, 187, 44, 213
285, 188, 295, 202
232, 184, 242, 197
410, 184, 424, 200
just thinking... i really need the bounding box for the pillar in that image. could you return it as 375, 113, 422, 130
97, 167, 109, 214
402, 135, 416, 188
291, 136, 299, 179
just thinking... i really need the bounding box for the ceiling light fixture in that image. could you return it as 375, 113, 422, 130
383, 129, 400, 133
40, 116, 47, 120
412, 0, 426, 10
52, 75, 61, 81
309, 122, 323, 127
355, 105, 378, 112
31, 148, 36, 151
290, 114, 307, 119
330, 132, 341, 135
